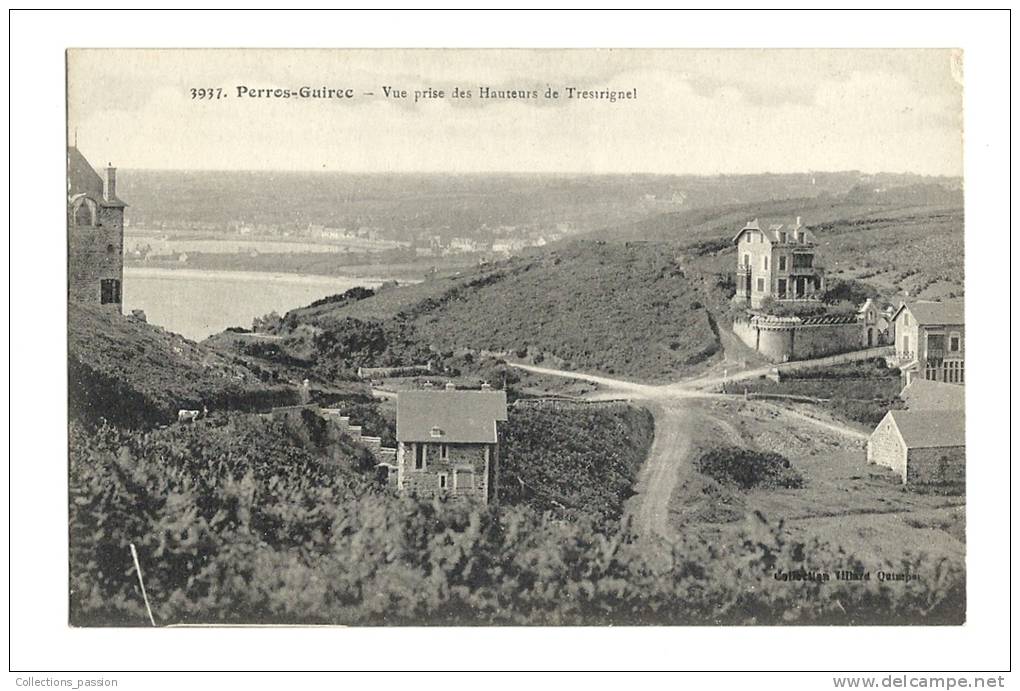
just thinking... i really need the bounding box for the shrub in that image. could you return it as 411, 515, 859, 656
694, 445, 804, 490
499, 404, 654, 522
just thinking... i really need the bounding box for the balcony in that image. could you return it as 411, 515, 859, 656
788, 266, 818, 276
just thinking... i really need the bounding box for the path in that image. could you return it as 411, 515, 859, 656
510, 349, 871, 539
627, 402, 694, 539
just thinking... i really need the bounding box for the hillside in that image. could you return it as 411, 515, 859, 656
591, 184, 964, 300
219, 242, 723, 383
69, 303, 301, 427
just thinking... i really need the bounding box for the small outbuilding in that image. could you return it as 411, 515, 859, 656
867, 409, 965, 488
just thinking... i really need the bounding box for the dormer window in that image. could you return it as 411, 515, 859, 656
429, 426, 443, 438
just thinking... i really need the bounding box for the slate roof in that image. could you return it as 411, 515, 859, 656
900, 379, 965, 411
396, 390, 508, 444
893, 300, 965, 326
732, 218, 816, 245
888, 409, 965, 449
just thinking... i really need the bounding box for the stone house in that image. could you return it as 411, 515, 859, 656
867, 379, 964, 489
867, 410, 965, 488
68, 147, 126, 310
395, 386, 508, 503
732, 217, 826, 309
891, 300, 964, 386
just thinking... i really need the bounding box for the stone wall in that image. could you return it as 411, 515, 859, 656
868, 414, 908, 481
732, 316, 862, 363
397, 440, 494, 503
68, 204, 124, 308
906, 446, 965, 490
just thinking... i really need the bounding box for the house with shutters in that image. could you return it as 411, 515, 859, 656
732, 217, 826, 309
395, 385, 508, 503
891, 300, 965, 386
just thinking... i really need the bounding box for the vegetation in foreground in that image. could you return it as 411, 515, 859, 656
70, 409, 964, 627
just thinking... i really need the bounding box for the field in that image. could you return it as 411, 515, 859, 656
668, 398, 965, 570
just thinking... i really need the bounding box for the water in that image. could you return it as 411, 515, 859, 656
123, 267, 383, 341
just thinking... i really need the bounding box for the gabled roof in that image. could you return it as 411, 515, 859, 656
732, 218, 815, 245
396, 390, 508, 444
891, 300, 964, 327
67, 146, 126, 207
887, 409, 965, 449
900, 379, 965, 411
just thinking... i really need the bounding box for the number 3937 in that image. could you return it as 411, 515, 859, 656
190, 87, 225, 100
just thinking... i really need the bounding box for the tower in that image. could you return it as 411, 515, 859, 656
67, 147, 126, 310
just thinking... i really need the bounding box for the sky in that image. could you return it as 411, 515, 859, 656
67, 49, 964, 176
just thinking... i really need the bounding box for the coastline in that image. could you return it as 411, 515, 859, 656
124, 265, 419, 287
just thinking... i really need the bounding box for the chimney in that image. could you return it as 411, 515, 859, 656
445, 382, 456, 391
104, 163, 117, 202
796, 216, 801, 227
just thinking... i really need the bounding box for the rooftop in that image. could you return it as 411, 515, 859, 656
900, 379, 965, 411
896, 299, 965, 326
733, 217, 816, 245
396, 389, 508, 444
888, 409, 965, 449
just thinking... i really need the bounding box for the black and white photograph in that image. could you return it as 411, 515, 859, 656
7, 8, 1013, 681
65, 46, 968, 626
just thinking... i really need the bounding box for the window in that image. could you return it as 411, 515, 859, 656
742, 253, 750, 268
100, 279, 121, 305
763, 256, 769, 271
440, 443, 449, 460
778, 256, 787, 271
414, 444, 425, 470
73, 198, 97, 227
438, 473, 448, 490
792, 253, 813, 269
777, 279, 787, 297
756, 278, 765, 292
949, 333, 961, 352
454, 469, 475, 493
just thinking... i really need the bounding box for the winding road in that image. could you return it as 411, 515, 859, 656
511, 353, 868, 539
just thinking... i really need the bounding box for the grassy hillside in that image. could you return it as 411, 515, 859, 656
592, 184, 964, 300
69, 303, 301, 427
240, 243, 722, 383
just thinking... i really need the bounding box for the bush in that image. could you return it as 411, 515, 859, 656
694, 445, 804, 490
499, 404, 655, 522
69, 416, 964, 627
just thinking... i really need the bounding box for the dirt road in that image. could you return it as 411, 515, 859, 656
510, 355, 868, 539
627, 403, 694, 539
